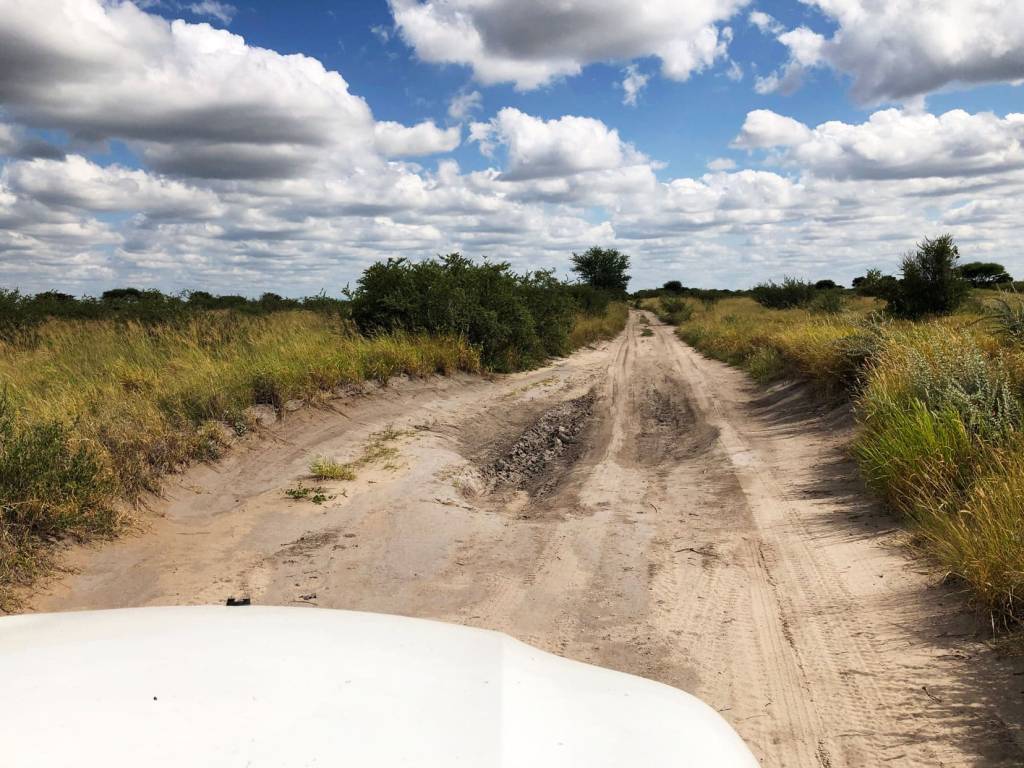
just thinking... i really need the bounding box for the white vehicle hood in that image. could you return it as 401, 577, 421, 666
0, 606, 756, 766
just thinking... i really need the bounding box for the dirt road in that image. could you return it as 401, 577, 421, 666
30, 311, 1024, 766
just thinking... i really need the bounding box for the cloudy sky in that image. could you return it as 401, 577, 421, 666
2, 0, 1023, 295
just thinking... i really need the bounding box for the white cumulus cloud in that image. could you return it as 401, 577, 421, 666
735, 108, 1024, 180
374, 121, 461, 157
388, 0, 748, 90
470, 108, 648, 181
761, 1, 1024, 103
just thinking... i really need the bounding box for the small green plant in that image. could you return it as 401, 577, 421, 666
360, 426, 404, 465
641, 327, 654, 337
285, 483, 331, 504
309, 456, 357, 481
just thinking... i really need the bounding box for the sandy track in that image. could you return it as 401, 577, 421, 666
28, 311, 1024, 766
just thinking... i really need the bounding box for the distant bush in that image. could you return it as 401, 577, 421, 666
887, 234, 969, 319
814, 279, 839, 290
751, 277, 817, 309
349, 253, 593, 371
0, 287, 349, 343
662, 280, 683, 294
808, 289, 845, 315
657, 296, 694, 325
565, 284, 613, 315
854, 269, 900, 299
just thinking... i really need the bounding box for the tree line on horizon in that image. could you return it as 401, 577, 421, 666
648, 235, 1017, 320
3, 237, 1017, 336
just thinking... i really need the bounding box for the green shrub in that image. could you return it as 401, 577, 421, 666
0, 392, 120, 591
747, 347, 785, 383
809, 289, 845, 315
657, 296, 694, 325
853, 269, 900, 299
349, 253, 593, 371
751, 277, 817, 309
888, 234, 969, 319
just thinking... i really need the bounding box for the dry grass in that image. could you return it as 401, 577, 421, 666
667, 293, 1024, 624
308, 456, 357, 481
568, 302, 629, 349
1, 299, 617, 604
0, 311, 480, 604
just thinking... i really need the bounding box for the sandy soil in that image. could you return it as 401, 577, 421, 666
27, 311, 1024, 766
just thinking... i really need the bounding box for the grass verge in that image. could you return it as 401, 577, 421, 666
665, 294, 1024, 625
1, 301, 628, 607
0, 311, 480, 605
568, 302, 629, 349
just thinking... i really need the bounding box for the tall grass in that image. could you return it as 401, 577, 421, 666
1, 298, 628, 603
0, 311, 479, 600
667, 295, 1024, 624
675, 296, 881, 390
568, 302, 629, 349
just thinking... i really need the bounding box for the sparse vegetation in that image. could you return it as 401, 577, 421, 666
307, 426, 408, 485
309, 456, 357, 481
285, 483, 332, 504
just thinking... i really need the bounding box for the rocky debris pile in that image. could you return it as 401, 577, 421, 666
486, 392, 594, 490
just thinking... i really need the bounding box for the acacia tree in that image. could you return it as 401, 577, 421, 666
958, 261, 1012, 288
570, 247, 631, 295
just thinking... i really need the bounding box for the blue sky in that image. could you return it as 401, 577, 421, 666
200, 0, 861, 179
2, 0, 1024, 294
